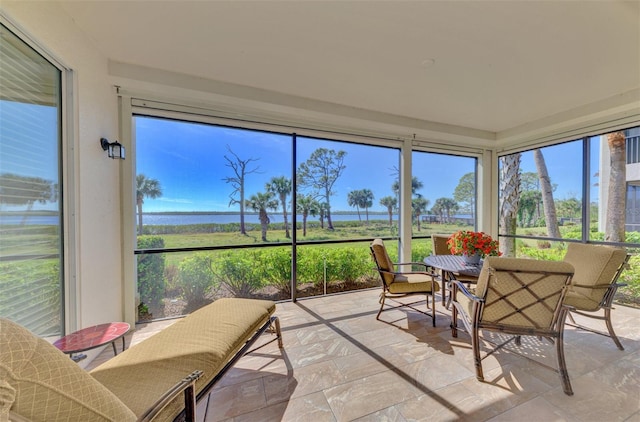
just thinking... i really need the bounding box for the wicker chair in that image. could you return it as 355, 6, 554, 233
450, 257, 575, 395
370, 239, 440, 326
562, 243, 630, 350
431, 234, 479, 307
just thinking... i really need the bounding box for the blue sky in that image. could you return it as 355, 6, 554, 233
0, 101, 59, 212
519, 141, 587, 201
0, 101, 59, 180
135, 116, 482, 213
135, 116, 595, 214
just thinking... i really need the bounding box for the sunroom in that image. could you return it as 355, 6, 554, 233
1, 1, 639, 421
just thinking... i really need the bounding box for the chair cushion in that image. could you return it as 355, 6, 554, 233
388, 273, 440, 294
563, 289, 600, 312
456, 291, 476, 320
0, 318, 136, 422
431, 234, 452, 255
477, 257, 574, 328
563, 243, 627, 305
371, 239, 395, 286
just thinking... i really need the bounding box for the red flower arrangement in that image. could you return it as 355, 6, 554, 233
447, 230, 501, 258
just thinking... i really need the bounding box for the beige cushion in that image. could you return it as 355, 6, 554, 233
475, 257, 574, 328
91, 298, 275, 422
372, 239, 440, 294
431, 234, 452, 256
0, 318, 136, 422
564, 290, 600, 312
562, 243, 627, 310
9, 410, 33, 422
455, 288, 477, 320
371, 239, 395, 286
388, 272, 440, 294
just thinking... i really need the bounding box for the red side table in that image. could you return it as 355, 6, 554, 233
53, 322, 130, 362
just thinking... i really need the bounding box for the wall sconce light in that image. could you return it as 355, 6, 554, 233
100, 137, 125, 160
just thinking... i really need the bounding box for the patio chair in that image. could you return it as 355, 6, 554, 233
562, 243, 630, 350
450, 257, 575, 395
431, 234, 453, 255
431, 234, 479, 307
370, 238, 440, 326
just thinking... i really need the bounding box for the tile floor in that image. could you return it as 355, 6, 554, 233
87, 289, 640, 421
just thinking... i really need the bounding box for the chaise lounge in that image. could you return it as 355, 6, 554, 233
1, 298, 282, 422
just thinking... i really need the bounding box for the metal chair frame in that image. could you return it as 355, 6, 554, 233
370, 239, 439, 326
565, 253, 630, 350
451, 259, 575, 395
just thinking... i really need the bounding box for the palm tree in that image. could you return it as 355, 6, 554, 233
533, 149, 560, 238
136, 174, 162, 235
296, 194, 319, 237
412, 197, 430, 231
379, 196, 397, 227
360, 189, 374, 224
606, 131, 626, 242
245, 192, 279, 241
266, 176, 292, 239
431, 202, 444, 224
347, 190, 363, 221
317, 202, 328, 229
499, 154, 521, 256
434, 197, 458, 224
443, 199, 459, 223
392, 176, 424, 198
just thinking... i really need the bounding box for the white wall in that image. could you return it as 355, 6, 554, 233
1, 2, 125, 330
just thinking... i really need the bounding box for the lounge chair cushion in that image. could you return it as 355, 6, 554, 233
0, 318, 136, 422
90, 298, 275, 422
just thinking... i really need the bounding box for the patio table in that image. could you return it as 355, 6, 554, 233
424, 255, 481, 308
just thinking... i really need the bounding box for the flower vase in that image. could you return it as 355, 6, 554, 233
462, 252, 481, 265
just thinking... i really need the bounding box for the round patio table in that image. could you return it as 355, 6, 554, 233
53, 322, 130, 362
424, 255, 482, 308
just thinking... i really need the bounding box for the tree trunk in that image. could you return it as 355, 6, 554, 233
137, 199, 143, 235
606, 131, 626, 242
533, 149, 560, 238
20, 202, 34, 226
282, 195, 290, 239
240, 183, 246, 235
326, 195, 334, 229
302, 213, 308, 237
387, 207, 393, 227
261, 224, 267, 241
260, 210, 269, 241
499, 154, 521, 257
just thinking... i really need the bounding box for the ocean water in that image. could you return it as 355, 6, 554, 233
141, 212, 392, 225
1, 212, 471, 226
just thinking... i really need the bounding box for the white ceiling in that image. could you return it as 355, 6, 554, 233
57, 1, 640, 135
